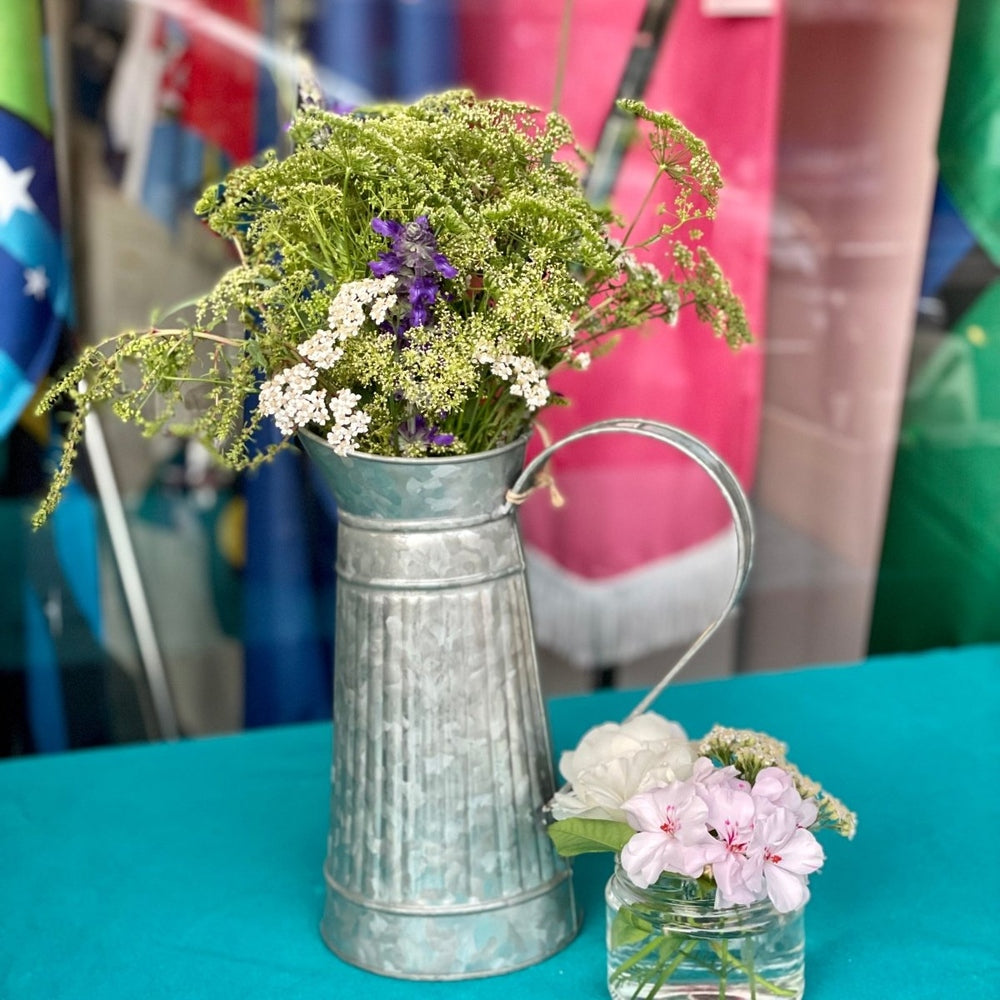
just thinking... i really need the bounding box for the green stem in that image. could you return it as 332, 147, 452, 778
717, 938, 727, 1000
608, 935, 665, 984
610, 934, 695, 1000
619, 164, 666, 249
639, 939, 696, 999
702, 939, 798, 999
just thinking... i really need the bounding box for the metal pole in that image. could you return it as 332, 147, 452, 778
82, 404, 180, 740
584, 0, 678, 206
44, 0, 179, 740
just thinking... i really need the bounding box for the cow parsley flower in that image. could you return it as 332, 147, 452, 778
34, 90, 756, 527
487, 354, 551, 411
301, 276, 398, 369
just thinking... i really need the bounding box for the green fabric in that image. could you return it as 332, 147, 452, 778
938, 0, 1000, 264
1, 645, 998, 999
871, 283, 1000, 651
0, 1, 51, 135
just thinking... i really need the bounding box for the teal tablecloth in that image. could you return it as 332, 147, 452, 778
2, 645, 998, 999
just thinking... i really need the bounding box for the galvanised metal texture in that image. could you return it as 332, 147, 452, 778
299, 431, 580, 980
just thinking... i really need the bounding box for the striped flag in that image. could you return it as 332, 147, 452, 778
0, 2, 73, 437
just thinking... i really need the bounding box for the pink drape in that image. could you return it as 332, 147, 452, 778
459, 1, 784, 665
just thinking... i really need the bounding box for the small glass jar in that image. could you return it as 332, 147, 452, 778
605, 862, 805, 1000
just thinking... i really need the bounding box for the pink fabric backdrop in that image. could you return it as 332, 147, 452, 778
458, 1, 784, 665
460, 0, 780, 548
458, 1, 784, 664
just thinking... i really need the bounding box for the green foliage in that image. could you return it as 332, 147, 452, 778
547, 817, 636, 856
34, 89, 752, 527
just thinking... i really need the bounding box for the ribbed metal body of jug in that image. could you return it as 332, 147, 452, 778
300, 430, 580, 980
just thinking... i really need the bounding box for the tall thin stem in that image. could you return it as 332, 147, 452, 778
551, 0, 576, 114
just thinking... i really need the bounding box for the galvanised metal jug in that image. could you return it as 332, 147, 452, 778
299, 418, 753, 980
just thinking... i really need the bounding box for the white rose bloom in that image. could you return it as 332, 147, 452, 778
550, 713, 695, 822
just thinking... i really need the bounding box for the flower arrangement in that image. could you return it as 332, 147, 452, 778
547, 714, 856, 999
33, 88, 750, 527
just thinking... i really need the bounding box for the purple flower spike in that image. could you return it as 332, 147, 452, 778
433, 253, 458, 279
372, 217, 405, 239
368, 214, 457, 337
369, 252, 402, 278
408, 275, 439, 307
398, 414, 455, 452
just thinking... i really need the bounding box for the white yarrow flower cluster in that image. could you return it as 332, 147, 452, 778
478, 350, 551, 411
257, 363, 329, 436
300, 276, 398, 369
259, 278, 396, 442
325, 388, 371, 455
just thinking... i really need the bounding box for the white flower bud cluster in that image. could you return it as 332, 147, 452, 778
663, 287, 681, 326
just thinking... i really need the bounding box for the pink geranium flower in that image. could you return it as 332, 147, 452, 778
751, 766, 818, 828
620, 782, 727, 886
752, 807, 825, 913
700, 783, 763, 907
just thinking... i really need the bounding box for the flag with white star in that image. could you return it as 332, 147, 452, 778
0, 2, 73, 438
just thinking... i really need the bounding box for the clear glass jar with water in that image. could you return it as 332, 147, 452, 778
605, 861, 805, 1000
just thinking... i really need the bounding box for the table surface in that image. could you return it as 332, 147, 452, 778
2, 644, 998, 999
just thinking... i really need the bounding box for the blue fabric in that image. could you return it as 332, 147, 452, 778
921, 181, 977, 298
1, 645, 997, 998
139, 119, 206, 231
308, 0, 384, 96
0, 106, 72, 437
242, 434, 334, 727
392, 0, 457, 100
21, 581, 67, 753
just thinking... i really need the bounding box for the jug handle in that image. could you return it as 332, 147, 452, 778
503, 417, 754, 722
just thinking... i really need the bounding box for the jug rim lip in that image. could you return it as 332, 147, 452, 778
298, 428, 531, 467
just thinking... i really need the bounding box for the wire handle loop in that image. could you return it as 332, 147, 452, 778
504, 418, 754, 722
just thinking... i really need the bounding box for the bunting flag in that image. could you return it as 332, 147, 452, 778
106, 0, 270, 229
459, 0, 783, 667
0, 2, 73, 438
0, 3, 116, 754
936, 0, 1000, 265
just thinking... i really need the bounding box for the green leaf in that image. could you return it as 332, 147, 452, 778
547, 818, 634, 857
610, 906, 655, 949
